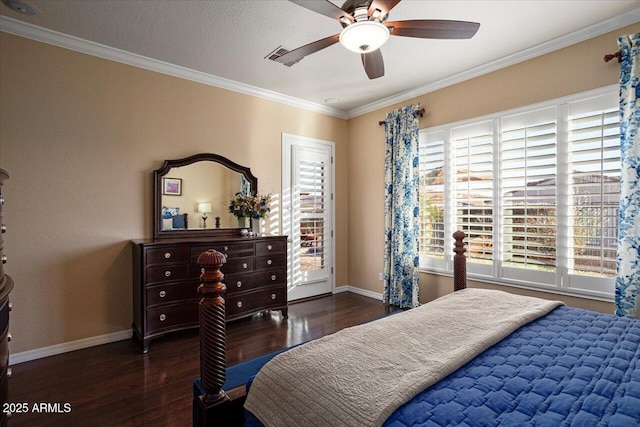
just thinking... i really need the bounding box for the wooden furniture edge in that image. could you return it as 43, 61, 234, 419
195, 231, 468, 426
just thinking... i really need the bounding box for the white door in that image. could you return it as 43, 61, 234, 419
282, 134, 334, 301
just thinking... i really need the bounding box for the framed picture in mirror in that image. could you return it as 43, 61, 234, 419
162, 177, 182, 196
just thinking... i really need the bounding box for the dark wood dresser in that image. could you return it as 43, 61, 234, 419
0, 169, 13, 426
132, 235, 287, 353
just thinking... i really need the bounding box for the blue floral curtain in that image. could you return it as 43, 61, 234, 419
615, 33, 640, 319
383, 104, 420, 308
240, 175, 250, 197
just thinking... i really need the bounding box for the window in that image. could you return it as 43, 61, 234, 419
419, 131, 446, 267
501, 108, 558, 284
419, 87, 619, 299
298, 158, 327, 275
453, 122, 494, 273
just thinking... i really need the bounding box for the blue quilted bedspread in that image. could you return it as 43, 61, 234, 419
245, 306, 640, 426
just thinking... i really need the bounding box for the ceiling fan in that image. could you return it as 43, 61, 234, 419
274, 0, 480, 79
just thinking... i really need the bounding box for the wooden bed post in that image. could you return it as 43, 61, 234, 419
196, 249, 231, 426
453, 231, 467, 291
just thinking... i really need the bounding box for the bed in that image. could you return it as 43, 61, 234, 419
161, 206, 188, 230
192, 232, 640, 426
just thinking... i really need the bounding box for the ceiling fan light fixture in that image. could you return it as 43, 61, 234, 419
339, 21, 390, 54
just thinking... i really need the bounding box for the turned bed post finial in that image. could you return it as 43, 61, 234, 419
197, 249, 228, 403
453, 231, 467, 291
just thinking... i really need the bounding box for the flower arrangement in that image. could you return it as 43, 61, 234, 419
228, 193, 272, 219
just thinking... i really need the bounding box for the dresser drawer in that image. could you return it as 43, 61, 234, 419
189, 257, 255, 279
256, 240, 286, 256
190, 242, 254, 261
0, 299, 8, 337
146, 246, 189, 266
145, 264, 190, 285
146, 301, 199, 334
226, 286, 286, 318
224, 258, 255, 274
0, 328, 7, 379
146, 281, 199, 307
224, 268, 286, 295
255, 254, 286, 270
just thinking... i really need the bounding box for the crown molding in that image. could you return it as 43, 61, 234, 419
0, 15, 349, 120
345, 7, 640, 119
2, 6, 638, 122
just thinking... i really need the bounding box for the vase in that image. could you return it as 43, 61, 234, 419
251, 217, 261, 237
238, 217, 250, 229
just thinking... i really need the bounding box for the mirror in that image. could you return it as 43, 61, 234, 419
153, 153, 257, 239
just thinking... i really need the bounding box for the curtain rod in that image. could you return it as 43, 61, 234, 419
379, 107, 425, 126
604, 50, 622, 63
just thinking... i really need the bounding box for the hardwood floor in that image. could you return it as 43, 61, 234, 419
8, 292, 395, 426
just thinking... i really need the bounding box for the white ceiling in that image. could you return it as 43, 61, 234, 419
1, 0, 639, 118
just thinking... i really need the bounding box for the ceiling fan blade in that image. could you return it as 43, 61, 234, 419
368, 0, 402, 17
361, 49, 384, 79
275, 34, 341, 64
289, 0, 353, 22
386, 20, 480, 39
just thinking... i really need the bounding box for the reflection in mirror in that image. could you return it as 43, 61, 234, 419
161, 162, 246, 230
153, 153, 257, 239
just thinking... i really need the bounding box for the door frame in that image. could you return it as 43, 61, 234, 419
282, 133, 336, 300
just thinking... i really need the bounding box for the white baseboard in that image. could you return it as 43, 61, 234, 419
10, 329, 132, 365
334, 286, 383, 301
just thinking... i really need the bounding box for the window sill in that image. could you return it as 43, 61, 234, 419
418, 267, 614, 303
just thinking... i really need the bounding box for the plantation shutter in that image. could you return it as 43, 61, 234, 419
419, 130, 446, 267
298, 158, 327, 275
501, 108, 557, 283
567, 94, 620, 279
452, 121, 494, 270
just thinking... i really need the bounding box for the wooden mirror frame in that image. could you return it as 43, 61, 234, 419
153, 153, 257, 240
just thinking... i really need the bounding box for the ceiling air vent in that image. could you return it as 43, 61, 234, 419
265, 46, 301, 67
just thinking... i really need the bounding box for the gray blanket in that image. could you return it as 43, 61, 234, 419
244, 288, 563, 427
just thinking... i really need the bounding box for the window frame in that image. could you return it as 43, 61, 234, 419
418, 85, 619, 301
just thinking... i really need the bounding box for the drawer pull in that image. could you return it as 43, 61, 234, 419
7, 367, 12, 379
7, 333, 11, 342
164, 270, 171, 277
224, 246, 229, 251
160, 314, 167, 321
236, 281, 242, 288
201, 267, 205, 274
242, 263, 248, 269
267, 244, 273, 251
164, 252, 171, 259
8, 301, 12, 311
271, 275, 277, 281
271, 293, 276, 300
236, 301, 243, 308
2, 255, 6, 264
1, 224, 6, 233
267, 259, 272, 265
159, 290, 166, 298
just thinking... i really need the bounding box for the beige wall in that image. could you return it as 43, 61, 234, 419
347, 23, 640, 314
0, 33, 348, 354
